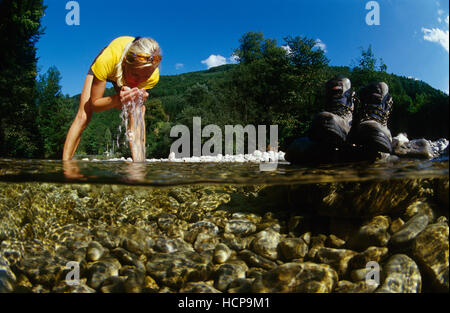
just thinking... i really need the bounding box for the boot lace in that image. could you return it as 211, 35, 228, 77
360, 95, 393, 126
326, 90, 355, 118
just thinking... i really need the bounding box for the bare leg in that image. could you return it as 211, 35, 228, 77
62, 74, 94, 160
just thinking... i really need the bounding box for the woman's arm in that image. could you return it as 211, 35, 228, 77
90, 76, 149, 113
90, 76, 121, 112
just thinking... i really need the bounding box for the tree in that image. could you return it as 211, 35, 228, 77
0, 0, 46, 157
233, 32, 265, 65
358, 45, 377, 72
36, 66, 73, 158
350, 45, 389, 89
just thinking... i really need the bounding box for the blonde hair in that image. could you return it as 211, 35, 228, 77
114, 37, 161, 88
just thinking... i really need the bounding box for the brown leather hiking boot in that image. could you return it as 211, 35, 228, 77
349, 81, 393, 153
309, 75, 355, 146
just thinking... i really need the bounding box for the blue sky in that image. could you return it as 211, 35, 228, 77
36, 0, 449, 96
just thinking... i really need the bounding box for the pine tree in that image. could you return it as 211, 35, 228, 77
0, 0, 46, 157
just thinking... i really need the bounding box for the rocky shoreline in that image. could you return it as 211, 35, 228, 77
0, 177, 448, 293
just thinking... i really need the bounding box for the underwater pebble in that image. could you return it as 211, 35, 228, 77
143, 275, 159, 292
376, 254, 421, 293
0, 264, 16, 292
31, 285, 50, 293
0, 240, 23, 266
225, 219, 257, 236
221, 233, 254, 251
184, 221, 219, 244
326, 234, 346, 248
154, 237, 193, 254
315, 247, 358, 278
251, 229, 281, 260
194, 232, 218, 253
306, 234, 327, 260
252, 262, 338, 293
390, 218, 405, 234
348, 246, 389, 270
278, 238, 309, 261
348, 216, 391, 250
87, 241, 105, 262
239, 250, 277, 270
390, 213, 429, 246
334, 280, 378, 293
179, 282, 221, 293
145, 251, 211, 290
231, 212, 262, 224
111, 247, 136, 266
213, 261, 248, 291
87, 258, 121, 290
213, 243, 232, 264
350, 267, 374, 283
227, 278, 254, 293
52, 278, 96, 293
120, 266, 146, 293
100, 276, 127, 293
403, 200, 434, 223
412, 222, 449, 292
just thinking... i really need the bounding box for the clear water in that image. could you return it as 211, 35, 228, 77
118, 91, 146, 162
0, 158, 448, 186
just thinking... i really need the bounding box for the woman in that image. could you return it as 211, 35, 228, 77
62, 36, 162, 161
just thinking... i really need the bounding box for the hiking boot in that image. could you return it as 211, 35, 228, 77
309, 75, 355, 146
349, 81, 393, 153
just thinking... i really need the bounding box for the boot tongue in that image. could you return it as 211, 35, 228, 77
329, 89, 353, 114
333, 94, 348, 106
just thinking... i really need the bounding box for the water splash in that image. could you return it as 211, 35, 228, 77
118, 90, 146, 162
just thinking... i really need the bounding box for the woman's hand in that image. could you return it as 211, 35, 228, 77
119, 87, 149, 107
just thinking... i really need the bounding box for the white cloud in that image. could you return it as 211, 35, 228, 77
201, 55, 227, 69
201, 54, 238, 69
175, 63, 184, 70
422, 27, 449, 53
281, 45, 292, 55
228, 54, 239, 64
313, 39, 327, 53
421, 9, 449, 53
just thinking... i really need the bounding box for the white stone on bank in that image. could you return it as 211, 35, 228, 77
87, 150, 286, 163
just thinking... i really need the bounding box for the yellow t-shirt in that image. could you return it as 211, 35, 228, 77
90, 36, 159, 90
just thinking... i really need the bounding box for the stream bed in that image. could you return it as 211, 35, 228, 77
0, 157, 448, 293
